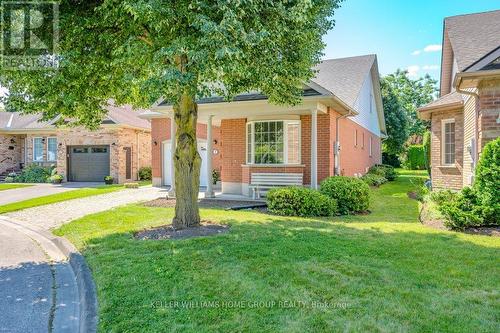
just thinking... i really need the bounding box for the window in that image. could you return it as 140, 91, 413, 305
362, 132, 365, 149
369, 136, 373, 157
246, 120, 300, 164
73, 147, 88, 153
91, 147, 108, 153
354, 129, 358, 147
442, 119, 455, 165
33, 138, 44, 161
47, 137, 57, 161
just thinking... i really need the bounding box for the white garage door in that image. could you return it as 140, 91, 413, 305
163, 140, 208, 187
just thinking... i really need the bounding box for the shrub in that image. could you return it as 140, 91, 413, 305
402, 145, 426, 170
212, 169, 221, 184
138, 166, 152, 181
15, 164, 52, 183
423, 131, 431, 175
124, 182, 139, 189
438, 187, 498, 230
50, 174, 63, 184
474, 138, 499, 213
361, 173, 387, 187
382, 152, 400, 168
267, 187, 337, 217
430, 190, 456, 206
320, 176, 370, 214
4, 176, 15, 183
368, 164, 397, 181
104, 176, 114, 184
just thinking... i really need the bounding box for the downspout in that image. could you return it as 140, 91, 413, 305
456, 77, 480, 178
334, 109, 356, 176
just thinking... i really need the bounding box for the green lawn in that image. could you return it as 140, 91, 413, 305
0, 183, 33, 191
56, 170, 499, 332
0, 185, 124, 214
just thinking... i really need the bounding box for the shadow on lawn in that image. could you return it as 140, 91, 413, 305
79, 217, 499, 332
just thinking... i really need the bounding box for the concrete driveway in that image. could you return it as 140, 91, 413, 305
0, 182, 103, 206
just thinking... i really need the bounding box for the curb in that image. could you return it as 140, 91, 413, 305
0, 217, 98, 333
51, 236, 99, 333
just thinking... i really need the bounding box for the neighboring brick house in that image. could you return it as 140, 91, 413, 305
418, 10, 500, 190
142, 54, 387, 197
0, 104, 151, 183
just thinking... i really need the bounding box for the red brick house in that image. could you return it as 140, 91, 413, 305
142, 55, 387, 197
418, 10, 500, 190
0, 104, 151, 183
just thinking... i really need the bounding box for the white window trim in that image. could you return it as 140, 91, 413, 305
441, 118, 456, 166
33, 137, 44, 162
245, 119, 301, 165
47, 137, 57, 162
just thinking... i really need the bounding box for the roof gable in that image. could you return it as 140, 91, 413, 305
445, 10, 500, 72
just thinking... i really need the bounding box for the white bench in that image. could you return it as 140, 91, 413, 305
250, 173, 303, 199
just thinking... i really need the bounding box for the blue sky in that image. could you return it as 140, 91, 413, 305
323, 0, 500, 81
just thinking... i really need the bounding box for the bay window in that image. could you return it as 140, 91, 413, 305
33, 137, 44, 161
47, 137, 57, 161
246, 120, 301, 164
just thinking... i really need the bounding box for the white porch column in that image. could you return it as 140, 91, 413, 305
168, 115, 176, 197
311, 108, 318, 189
205, 115, 215, 198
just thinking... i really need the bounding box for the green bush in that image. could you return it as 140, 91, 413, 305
403, 145, 426, 170
423, 131, 431, 175
4, 176, 15, 183
438, 187, 498, 230
382, 152, 400, 168
138, 166, 152, 181
15, 164, 52, 183
368, 164, 397, 181
474, 137, 499, 215
361, 173, 387, 187
267, 187, 337, 217
430, 190, 456, 206
320, 176, 370, 214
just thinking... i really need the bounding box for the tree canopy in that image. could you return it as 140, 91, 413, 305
380, 69, 437, 155
1, 0, 341, 128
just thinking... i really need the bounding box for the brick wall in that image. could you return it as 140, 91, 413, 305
430, 108, 464, 190
0, 134, 23, 174
24, 127, 151, 184
150, 118, 222, 185
478, 79, 500, 151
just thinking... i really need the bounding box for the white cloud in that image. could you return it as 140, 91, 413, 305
423, 44, 442, 52
407, 65, 420, 77
411, 50, 421, 56
422, 65, 439, 71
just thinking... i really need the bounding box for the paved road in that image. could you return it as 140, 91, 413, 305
0, 223, 55, 332
0, 182, 103, 206
0, 219, 80, 333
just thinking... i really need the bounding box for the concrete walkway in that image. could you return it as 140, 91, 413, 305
5, 186, 166, 230
0, 182, 103, 206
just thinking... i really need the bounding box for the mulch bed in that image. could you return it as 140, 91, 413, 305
143, 198, 266, 210
135, 221, 230, 240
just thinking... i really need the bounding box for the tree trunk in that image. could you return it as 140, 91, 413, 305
172, 91, 201, 229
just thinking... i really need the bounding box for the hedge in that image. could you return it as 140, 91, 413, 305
267, 187, 337, 217
404, 145, 426, 170
320, 176, 370, 214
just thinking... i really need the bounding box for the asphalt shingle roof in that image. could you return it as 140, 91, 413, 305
419, 91, 463, 111
312, 54, 376, 109
0, 104, 151, 131
445, 10, 500, 71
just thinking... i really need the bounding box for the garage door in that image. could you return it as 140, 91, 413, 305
163, 141, 208, 187
69, 145, 110, 182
